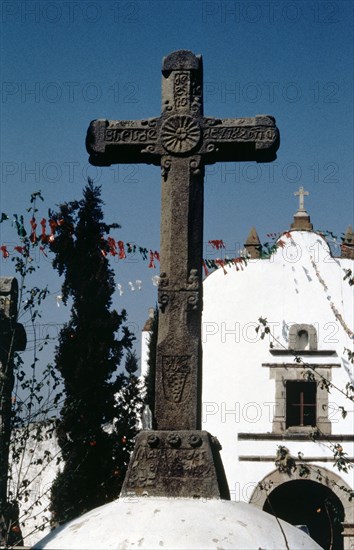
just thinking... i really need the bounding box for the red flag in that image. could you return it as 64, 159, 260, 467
117, 240, 126, 259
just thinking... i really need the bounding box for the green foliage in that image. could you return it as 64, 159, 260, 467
275, 445, 297, 476
344, 347, 354, 366
333, 443, 352, 473
255, 316, 273, 347
343, 268, 354, 286
0, 190, 63, 547
49, 181, 139, 525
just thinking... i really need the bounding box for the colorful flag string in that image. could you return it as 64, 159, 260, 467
2, 214, 351, 278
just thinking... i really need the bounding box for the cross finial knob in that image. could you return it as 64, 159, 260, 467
294, 185, 309, 211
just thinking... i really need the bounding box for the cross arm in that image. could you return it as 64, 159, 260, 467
201, 115, 280, 163
86, 118, 162, 166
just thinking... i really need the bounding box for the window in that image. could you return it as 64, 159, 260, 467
264, 363, 339, 434
288, 324, 317, 351
286, 381, 317, 428
296, 329, 309, 350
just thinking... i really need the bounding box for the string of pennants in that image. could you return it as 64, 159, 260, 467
1, 215, 353, 325
0, 213, 253, 274
0, 215, 352, 278
0, 236, 249, 274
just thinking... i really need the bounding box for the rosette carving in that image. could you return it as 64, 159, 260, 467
161, 115, 201, 155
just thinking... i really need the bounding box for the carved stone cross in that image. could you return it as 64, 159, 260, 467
87, 50, 279, 498
87, 50, 279, 429
294, 185, 309, 211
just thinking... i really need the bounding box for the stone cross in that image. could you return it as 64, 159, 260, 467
87, 51, 279, 498
87, 50, 279, 432
294, 185, 309, 211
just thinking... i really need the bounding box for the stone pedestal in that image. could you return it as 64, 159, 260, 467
121, 430, 230, 499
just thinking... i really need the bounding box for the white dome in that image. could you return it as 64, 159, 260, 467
33, 497, 321, 549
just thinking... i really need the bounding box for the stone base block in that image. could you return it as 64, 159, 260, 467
120, 430, 230, 500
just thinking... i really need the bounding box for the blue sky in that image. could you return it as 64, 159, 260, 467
0, 0, 353, 377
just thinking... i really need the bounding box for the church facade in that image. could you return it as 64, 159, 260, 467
201, 200, 354, 549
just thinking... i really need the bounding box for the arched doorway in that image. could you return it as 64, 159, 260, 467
263, 479, 344, 550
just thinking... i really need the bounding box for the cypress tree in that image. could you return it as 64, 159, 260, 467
49, 180, 139, 525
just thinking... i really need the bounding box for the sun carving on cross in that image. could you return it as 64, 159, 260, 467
161, 115, 201, 155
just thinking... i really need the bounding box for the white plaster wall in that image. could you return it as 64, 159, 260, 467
9, 422, 61, 547
202, 230, 354, 500
140, 330, 151, 379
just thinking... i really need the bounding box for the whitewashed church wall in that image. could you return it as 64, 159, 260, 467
202, 230, 354, 500
9, 422, 61, 547
140, 330, 151, 379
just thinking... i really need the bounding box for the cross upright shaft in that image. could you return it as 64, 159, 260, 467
86, 50, 280, 432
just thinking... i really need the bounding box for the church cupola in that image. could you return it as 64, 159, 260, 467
244, 227, 261, 259
290, 186, 313, 230
142, 307, 155, 331
341, 224, 354, 259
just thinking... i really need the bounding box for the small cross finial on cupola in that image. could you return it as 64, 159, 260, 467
244, 227, 261, 259
291, 185, 313, 231
341, 224, 354, 259
294, 185, 309, 211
